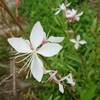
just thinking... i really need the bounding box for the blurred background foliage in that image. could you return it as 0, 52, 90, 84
0, 0, 100, 100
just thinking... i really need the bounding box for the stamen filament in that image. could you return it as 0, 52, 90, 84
18, 53, 33, 74
16, 53, 32, 63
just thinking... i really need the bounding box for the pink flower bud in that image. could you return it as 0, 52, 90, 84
15, 0, 20, 6
0, 3, 4, 8
42, 40, 47, 44
16, 17, 20, 23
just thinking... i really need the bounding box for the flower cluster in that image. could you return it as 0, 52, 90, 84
55, 3, 83, 22
55, 2, 86, 49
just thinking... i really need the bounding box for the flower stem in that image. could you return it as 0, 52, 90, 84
40, 55, 53, 69
1, 0, 29, 39
94, 5, 100, 67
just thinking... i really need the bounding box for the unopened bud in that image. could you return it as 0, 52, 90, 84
16, 16, 20, 23
15, 0, 20, 6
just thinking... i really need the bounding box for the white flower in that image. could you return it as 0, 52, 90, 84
43, 70, 64, 93
60, 73, 75, 86
43, 70, 75, 93
7, 21, 62, 82
55, 3, 71, 15
70, 34, 87, 50
66, 9, 83, 22
42, 31, 64, 44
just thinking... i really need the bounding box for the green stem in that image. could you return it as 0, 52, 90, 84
0, 8, 14, 34
65, 90, 78, 100
94, 5, 100, 67
40, 55, 53, 69
1, 0, 29, 39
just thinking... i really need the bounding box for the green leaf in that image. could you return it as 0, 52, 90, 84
81, 83, 96, 100
66, 55, 82, 63
54, 95, 61, 100
48, 94, 53, 100
0, 63, 9, 68
67, 64, 76, 72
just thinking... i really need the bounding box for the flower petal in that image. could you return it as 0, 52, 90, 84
7, 38, 32, 53
70, 39, 76, 43
43, 31, 46, 39
77, 12, 83, 17
60, 3, 66, 10
76, 35, 81, 41
30, 21, 44, 49
30, 55, 43, 82
74, 42, 79, 50
37, 43, 62, 57
75, 16, 80, 21
55, 9, 61, 15
66, 73, 75, 86
48, 36, 64, 43
59, 83, 64, 93
66, 9, 76, 18
43, 70, 55, 74
79, 40, 87, 44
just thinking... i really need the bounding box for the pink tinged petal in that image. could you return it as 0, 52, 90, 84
65, 10, 72, 17
73, 9, 77, 14
76, 35, 81, 41
55, 9, 61, 15
30, 21, 44, 49
59, 83, 64, 93
68, 9, 76, 17
70, 39, 77, 43
30, 55, 43, 82
74, 42, 79, 50
37, 43, 62, 57
48, 36, 64, 43
7, 38, 32, 53
79, 40, 87, 44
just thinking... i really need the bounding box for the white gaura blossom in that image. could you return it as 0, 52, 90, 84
65, 9, 83, 22
70, 34, 87, 50
7, 21, 62, 82
43, 70, 75, 93
42, 31, 64, 44
55, 3, 71, 15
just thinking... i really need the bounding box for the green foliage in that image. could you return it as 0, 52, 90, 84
1, 0, 100, 100
18, 0, 100, 99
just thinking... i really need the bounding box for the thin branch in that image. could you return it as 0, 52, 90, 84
0, 71, 18, 86
1, 0, 29, 39
0, 8, 14, 34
